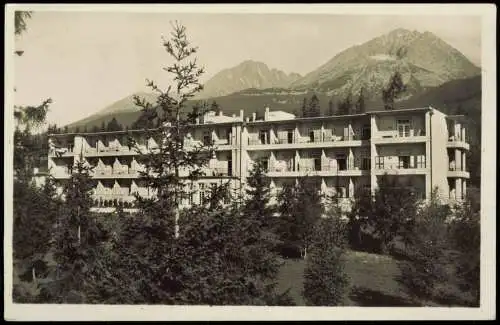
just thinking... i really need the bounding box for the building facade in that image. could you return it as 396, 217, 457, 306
47, 106, 470, 211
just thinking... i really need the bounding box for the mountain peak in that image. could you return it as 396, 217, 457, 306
196, 61, 301, 99
291, 27, 480, 94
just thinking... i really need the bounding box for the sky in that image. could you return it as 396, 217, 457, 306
12, 9, 482, 127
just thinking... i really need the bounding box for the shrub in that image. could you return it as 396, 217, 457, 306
303, 217, 350, 306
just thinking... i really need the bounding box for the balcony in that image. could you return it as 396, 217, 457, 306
373, 156, 428, 175
201, 166, 232, 177
213, 138, 234, 151
447, 169, 470, 179
447, 135, 470, 150
372, 130, 428, 145
266, 164, 370, 178
84, 146, 140, 157
91, 169, 140, 179
51, 172, 71, 179
246, 135, 368, 151
49, 148, 75, 158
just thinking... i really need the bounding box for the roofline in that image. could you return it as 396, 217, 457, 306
368, 107, 432, 115
445, 114, 470, 123
49, 106, 447, 136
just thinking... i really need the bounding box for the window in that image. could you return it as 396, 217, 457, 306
312, 151, 322, 171
375, 156, 384, 169
397, 119, 411, 137
259, 130, 269, 144
259, 158, 269, 172
203, 131, 211, 146
416, 155, 426, 168
199, 183, 207, 204
337, 154, 347, 171
398, 156, 410, 169
287, 129, 294, 144
227, 159, 233, 176
361, 157, 371, 170
362, 125, 371, 140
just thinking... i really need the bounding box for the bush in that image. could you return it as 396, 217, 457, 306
397, 190, 453, 302
276, 241, 302, 259
303, 218, 350, 306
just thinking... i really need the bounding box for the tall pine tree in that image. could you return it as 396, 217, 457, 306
308, 94, 321, 117
382, 70, 407, 110
355, 87, 366, 114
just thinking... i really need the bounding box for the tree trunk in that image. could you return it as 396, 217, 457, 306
32, 267, 37, 284
379, 240, 388, 255
174, 209, 180, 238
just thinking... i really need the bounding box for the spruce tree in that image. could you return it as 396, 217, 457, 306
382, 71, 407, 110
303, 216, 350, 306
308, 94, 321, 117
210, 100, 221, 115
101, 21, 217, 304
449, 196, 480, 306
277, 177, 322, 259
355, 87, 366, 113
106, 117, 122, 132
369, 174, 418, 254
48, 159, 102, 303
398, 189, 453, 303
301, 97, 308, 118
328, 99, 336, 116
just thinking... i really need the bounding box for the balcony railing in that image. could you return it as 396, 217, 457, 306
49, 148, 74, 157
249, 133, 365, 146
202, 167, 230, 177
92, 168, 141, 178
374, 156, 427, 170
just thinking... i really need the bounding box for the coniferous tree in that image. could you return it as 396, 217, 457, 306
328, 99, 336, 116
91, 125, 99, 133
303, 214, 350, 306
242, 160, 275, 230
75, 127, 80, 133
277, 177, 322, 259
100, 121, 106, 132
308, 94, 321, 118
449, 196, 480, 306
382, 70, 407, 110
338, 93, 352, 115
398, 189, 453, 303
210, 100, 221, 115
368, 174, 418, 254
106, 117, 122, 132
99, 21, 218, 304
301, 98, 308, 118
12, 176, 62, 302
355, 87, 366, 114
47, 159, 103, 303
346, 185, 373, 251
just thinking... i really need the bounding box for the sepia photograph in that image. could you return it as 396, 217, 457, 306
4, 3, 496, 321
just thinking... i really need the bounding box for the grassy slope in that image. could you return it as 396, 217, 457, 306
277, 249, 428, 307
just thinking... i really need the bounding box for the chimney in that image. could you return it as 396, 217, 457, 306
240, 109, 244, 121
195, 117, 200, 124
252, 112, 256, 122
219, 110, 223, 117
232, 113, 236, 118
246, 117, 250, 123
265, 106, 270, 121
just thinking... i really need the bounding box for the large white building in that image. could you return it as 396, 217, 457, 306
47, 106, 470, 211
